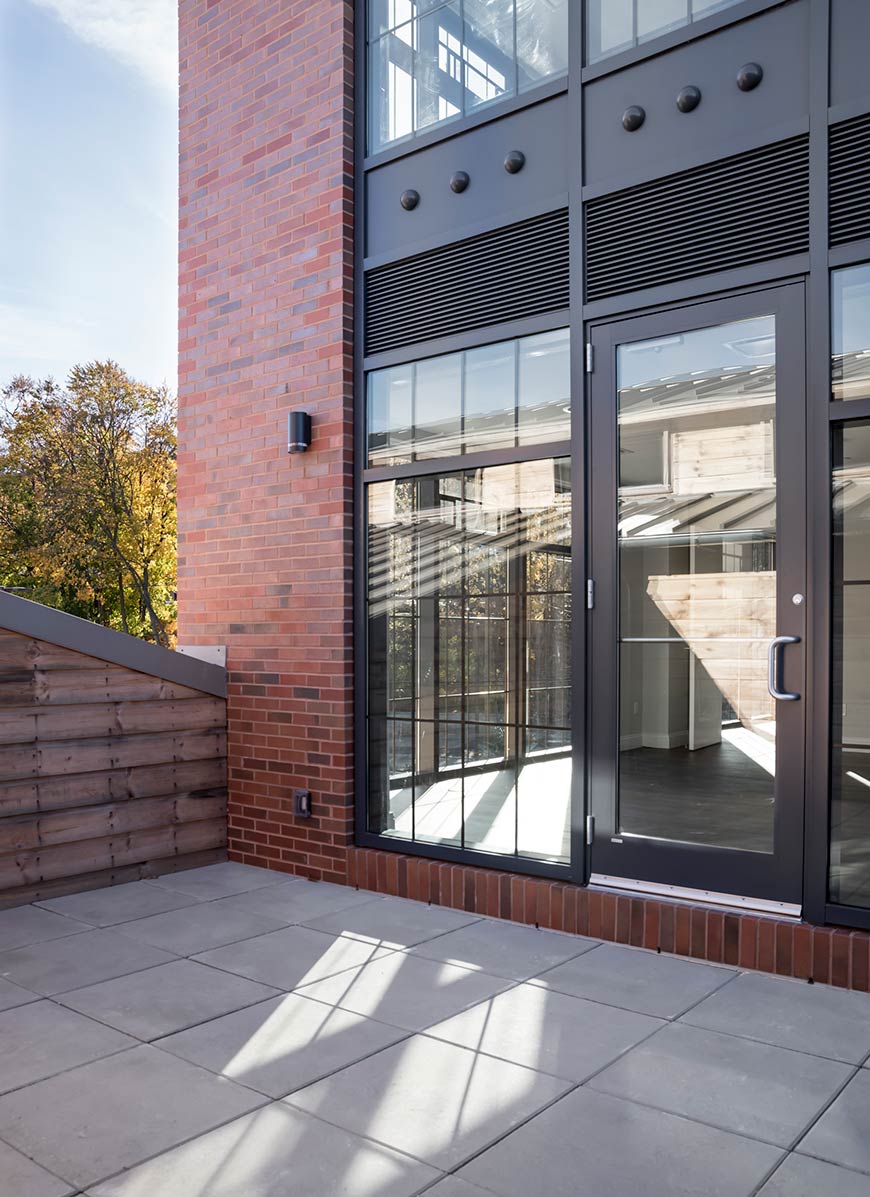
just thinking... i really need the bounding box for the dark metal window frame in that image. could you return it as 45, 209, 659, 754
357, 317, 580, 881
586, 282, 809, 906
822, 248, 870, 931
355, 0, 870, 927
364, 1, 570, 167
354, 0, 586, 883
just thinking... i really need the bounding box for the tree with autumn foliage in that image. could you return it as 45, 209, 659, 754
0, 362, 177, 646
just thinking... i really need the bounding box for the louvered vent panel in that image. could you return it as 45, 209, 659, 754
585, 136, 810, 303
365, 209, 569, 357
830, 114, 870, 247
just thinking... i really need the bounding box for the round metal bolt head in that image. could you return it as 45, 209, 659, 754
400, 188, 420, 211
622, 105, 645, 132
676, 85, 701, 113
450, 170, 470, 193
504, 150, 525, 174
737, 62, 764, 92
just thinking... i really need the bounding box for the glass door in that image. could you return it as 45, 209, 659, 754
588, 287, 806, 904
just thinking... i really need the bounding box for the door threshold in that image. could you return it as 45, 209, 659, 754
590, 873, 801, 920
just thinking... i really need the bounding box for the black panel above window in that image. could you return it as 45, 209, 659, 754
368, 0, 569, 155
584, 136, 809, 302
830, 114, 870, 250
365, 208, 569, 356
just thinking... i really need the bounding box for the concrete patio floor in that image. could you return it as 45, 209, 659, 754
0, 864, 869, 1194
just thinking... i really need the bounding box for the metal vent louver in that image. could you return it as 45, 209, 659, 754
585, 135, 810, 303
830, 114, 870, 247
365, 209, 569, 357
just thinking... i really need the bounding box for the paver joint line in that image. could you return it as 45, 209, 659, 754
4, 866, 870, 1196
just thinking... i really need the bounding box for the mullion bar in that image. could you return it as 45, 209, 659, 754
364, 438, 572, 483
460, 470, 468, 849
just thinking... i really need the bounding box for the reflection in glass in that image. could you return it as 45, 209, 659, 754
367, 458, 572, 861
832, 264, 870, 403
368, 0, 568, 153
637, 0, 687, 43
616, 316, 777, 853
367, 330, 570, 466
586, 0, 744, 64
463, 0, 514, 111
518, 330, 572, 447
830, 423, 870, 908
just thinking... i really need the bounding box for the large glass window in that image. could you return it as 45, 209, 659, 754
367, 330, 570, 466
616, 316, 778, 854
832, 264, 870, 403
830, 423, 870, 907
586, 0, 745, 66
367, 458, 572, 861
368, 1, 569, 154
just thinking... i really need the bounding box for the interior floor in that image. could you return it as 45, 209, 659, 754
384, 727, 780, 862
619, 735, 775, 854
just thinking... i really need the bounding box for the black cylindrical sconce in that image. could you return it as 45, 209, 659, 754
288, 411, 312, 454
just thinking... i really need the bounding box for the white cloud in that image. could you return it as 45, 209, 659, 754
29, 0, 177, 94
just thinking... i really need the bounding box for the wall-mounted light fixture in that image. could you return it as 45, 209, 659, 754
288, 411, 312, 454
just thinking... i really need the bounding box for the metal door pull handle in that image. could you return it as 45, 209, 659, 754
768, 635, 801, 702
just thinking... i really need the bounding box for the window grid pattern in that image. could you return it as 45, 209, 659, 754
368, 0, 568, 153
367, 462, 572, 861
586, 0, 746, 66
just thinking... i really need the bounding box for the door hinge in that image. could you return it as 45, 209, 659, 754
585, 343, 594, 373
586, 814, 595, 846
586, 578, 595, 609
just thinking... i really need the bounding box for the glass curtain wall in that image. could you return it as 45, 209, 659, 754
366, 331, 572, 864
830, 265, 870, 909
586, 0, 744, 66
369, 0, 569, 153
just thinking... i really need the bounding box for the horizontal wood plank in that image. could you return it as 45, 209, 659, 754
0, 729, 227, 782
0, 848, 228, 909
0, 818, 228, 890
0, 668, 208, 707
0, 633, 119, 672
0, 698, 226, 746
0, 757, 227, 817
0, 792, 227, 852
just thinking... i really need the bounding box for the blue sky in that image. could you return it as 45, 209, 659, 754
0, 0, 178, 390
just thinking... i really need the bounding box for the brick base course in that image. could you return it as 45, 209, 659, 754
339, 846, 870, 992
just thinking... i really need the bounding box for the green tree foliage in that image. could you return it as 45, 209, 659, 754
0, 361, 177, 646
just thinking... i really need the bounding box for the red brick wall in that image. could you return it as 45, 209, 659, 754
177, 0, 355, 882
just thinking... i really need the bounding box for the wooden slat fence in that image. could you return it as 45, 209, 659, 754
0, 605, 227, 908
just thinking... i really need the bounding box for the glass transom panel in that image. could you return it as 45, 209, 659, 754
367, 329, 570, 466
586, 0, 746, 66
368, 0, 569, 153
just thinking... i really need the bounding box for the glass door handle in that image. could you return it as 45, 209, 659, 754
768, 635, 801, 702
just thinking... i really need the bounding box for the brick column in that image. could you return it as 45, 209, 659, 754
177, 0, 355, 881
